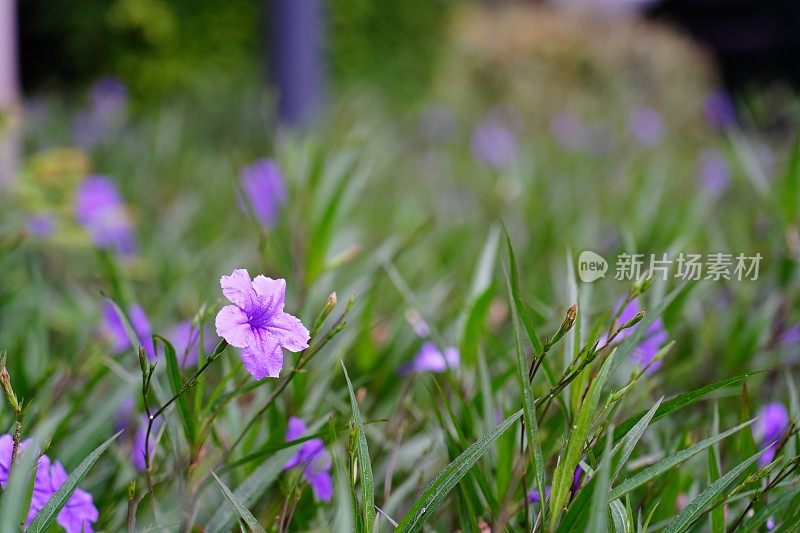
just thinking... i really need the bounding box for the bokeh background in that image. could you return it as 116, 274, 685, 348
1, 0, 800, 531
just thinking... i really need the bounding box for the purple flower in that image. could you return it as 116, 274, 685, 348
284, 417, 332, 502
33, 456, 99, 532
754, 402, 789, 467
628, 106, 664, 147
527, 485, 551, 503
767, 517, 776, 530
169, 321, 219, 368
240, 159, 287, 228
704, 90, 736, 129
402, 342, 459, 375
604, 299, 667, 373
102, 301, 155, 361
0, 435, 99, 533
26, 213, 57, 237
779, 324, 800, 346
698, 149, 731, 197
89, 76, 128, 118
132, 415, 159, 472
75, 176, 136, 254
215, 269, 310, 379
470, 119, 518, 168
550, 112, 590, 150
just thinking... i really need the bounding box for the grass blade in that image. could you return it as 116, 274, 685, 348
155, 334, 196, 444
504, 237, 546, 523
396, 409, 523, 532
549, 356, 613, 528
342, 361, 375, 532
210, 471, 266, 533
609, 420, 753, 501
206, 446, 298, 533
589, 429, 614, 533
663, 447, 766, 533
612, 397, 663, 482
28, 431, 122, 533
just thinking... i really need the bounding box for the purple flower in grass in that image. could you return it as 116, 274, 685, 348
26, 213, 56, 237
169, 321, 219, 368
284, 417, 333, 502
753, 402, 789, 467
215, 269, 310, 379
102, 301, 155, 361
698, 149, 731, 197
628, 106, 664, 147
602, 298, 667, 374
704, 90, 736, 129
240, 159, 287, 228
527, 465, 583, 503
470, 119, 518, 169
0, 435, 99, 533
75, 176, 136, 254
401, 342, 459, 375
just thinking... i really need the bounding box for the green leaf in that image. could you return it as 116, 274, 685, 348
589, 429, 614, 533
154, 334, 195, 444
738, 485, 800, 533
28, 431, 122, 533
550, 356, 613, 528
504, 241, 546, 524
342, 361, 375, 532
503, 226, 543, 354
206, 446, 298, 533
612, 397, 663, 482
210, 472, 266, 533
396, 409, 523, 533
664, 447, 766, 533
611, 372, 764, 443
609, 420, 753, 501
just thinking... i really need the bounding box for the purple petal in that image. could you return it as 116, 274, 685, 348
267, 311, 310, 352
754, 402, 789, 444
220, 269, 257, 309
215, 305, 253, 348
240, 332, 284, 379
286, 416, 308, 442
628, 106, 664, 147
252, 275, 287, 313
305, 467, 333, 502
403, 342, 458, 374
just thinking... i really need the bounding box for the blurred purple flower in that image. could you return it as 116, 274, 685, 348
72, 77, 129, 149
753, 402, 789, 467
470, 119, 518, 168
628, 106, 664, 147
240, 159, 287, 228
698, 149, 731, 197
284, 416, 332, 501
169, 321, 219, 368
550, 112, 589, 150
75, 176, 136, 254
102, 301, 155, 361
0, 435, 98, 532
527, 464, 582, 503
402, 342, 459, 375
779, 324, 800, 346
115, 395, 136, 432
132, 415, 159, 472
704, 90, 736, 129
26, 213, 56, 237
767, 517, 776, 530
215, 269, 310, 379
603, 299, 667, 373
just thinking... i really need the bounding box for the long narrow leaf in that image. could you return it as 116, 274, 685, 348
210, 472, 266, 533
612, 397, 663, 482
342, 361, 375, 532
396, 409, 523, 532
664, 448, 766, 533
155, 334, 195, 444
609, 420, 753, 501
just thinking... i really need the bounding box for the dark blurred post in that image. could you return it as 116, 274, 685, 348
268, 0, 325, 127
0, 0, 20, 185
